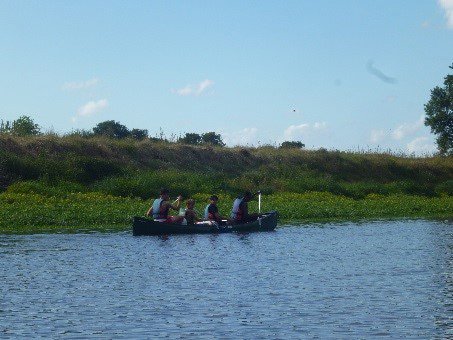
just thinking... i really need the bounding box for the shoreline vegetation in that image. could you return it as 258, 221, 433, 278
1, 134, 452, 234
1, 191, 451, 234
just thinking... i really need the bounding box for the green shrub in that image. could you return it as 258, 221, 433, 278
435, 180, 453, 195
6, 180, 86, 197
92, 170, 228, 199
65, 156, 122, 183
0, 152, 40, 181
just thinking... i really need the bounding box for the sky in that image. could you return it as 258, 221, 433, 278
0, 0, 452, 154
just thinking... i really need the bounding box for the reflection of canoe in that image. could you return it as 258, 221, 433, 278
132, 211, 278, 236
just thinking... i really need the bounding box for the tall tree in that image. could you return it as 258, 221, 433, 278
130, 128, 148, 140
8, 116, 41, 136
178, 132, 202, 145
280, 141, 305, 149
201, 132, 225, 146
0, 120, 11, 133
93, 120, 130, 139
424, 64, 453, 155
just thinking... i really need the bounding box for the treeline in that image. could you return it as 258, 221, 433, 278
0, 116, 226, 146
0, 116, 305, 149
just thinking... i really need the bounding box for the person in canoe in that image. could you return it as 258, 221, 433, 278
204, 195, 230, 224
230, 191, 259, 224
146, 188, 184, 224
183, 199, 200, 225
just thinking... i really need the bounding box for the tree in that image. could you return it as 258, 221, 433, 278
7, 116, 41, 136
178, 132, 202, 145
201, 132, 225, 146
0, 120, 11, 134
66, 129, 93, 138
424, 64, 453, 155
130, 128, 148, 140
93, 120, 130, 139
280, 141, 305, 149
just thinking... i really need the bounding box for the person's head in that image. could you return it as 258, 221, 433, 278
186, 199, 195, 209
243, 191, 252, 202
209, 195, 219, 205
160, 188, 170, 200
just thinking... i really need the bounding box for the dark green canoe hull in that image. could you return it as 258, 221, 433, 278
132, 211, 278, 236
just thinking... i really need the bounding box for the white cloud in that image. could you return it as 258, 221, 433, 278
172, 79, 214, 96
407, 137, 437, 154
223, 127, 258, 146
283, 122, 327, 141
197, 79, 213, 94
391, 115, 424, 140
72, 99, 108, 122
284, 124, 310, 140
62, 77, 99, 90
369, 129, 386, 143
313, 122, 327, 129
369, 116, 426, 145
439, 0, 453, 28
175, 86, 192, 96
77, 99, 108, 116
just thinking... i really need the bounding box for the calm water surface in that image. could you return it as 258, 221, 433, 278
1, 220, 452, 338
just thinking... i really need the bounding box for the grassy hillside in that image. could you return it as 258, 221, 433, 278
1, 134, 452, 198
0, 134, 452, 233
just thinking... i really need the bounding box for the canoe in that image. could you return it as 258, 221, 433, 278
132, 211, 278, 236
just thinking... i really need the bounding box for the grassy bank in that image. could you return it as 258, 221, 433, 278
1, 135, 452, 198
0, 135, 452, 233
1, 191, 451, 234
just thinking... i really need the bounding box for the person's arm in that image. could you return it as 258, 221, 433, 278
169, 196, 183, 211
146, 206, 153, 217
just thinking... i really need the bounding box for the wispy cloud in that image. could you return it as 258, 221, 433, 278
172, 79, 214, 96
223, 127, 258, 146
407, 137, 437, 154
439, 0, 453, 28
369, 129, 386, 143
72, 99, 108, 122
366, 61, 397, 84
313, 122, 327, 129
283, 122, 327, 141
62, 77, 99, 90
369, 116, 425, 144
391, 115, 424, 140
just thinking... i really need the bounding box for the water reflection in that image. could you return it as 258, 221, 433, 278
1, 220, 452, 338
430, 221, 453, 335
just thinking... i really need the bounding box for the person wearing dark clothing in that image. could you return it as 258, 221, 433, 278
204, 195, 229, 223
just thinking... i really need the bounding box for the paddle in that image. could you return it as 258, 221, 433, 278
258, 190, 261, 214
253, 190, 264, 218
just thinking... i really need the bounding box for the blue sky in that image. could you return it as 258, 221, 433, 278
1, 1, 452, 154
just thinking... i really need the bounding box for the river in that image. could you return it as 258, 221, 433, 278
1, 220, 452, 338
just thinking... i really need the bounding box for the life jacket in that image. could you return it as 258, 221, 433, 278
204, 204, 210, 219
152, 198, 168, 220
204, 204, 217, 220
230, 197, 244, 221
